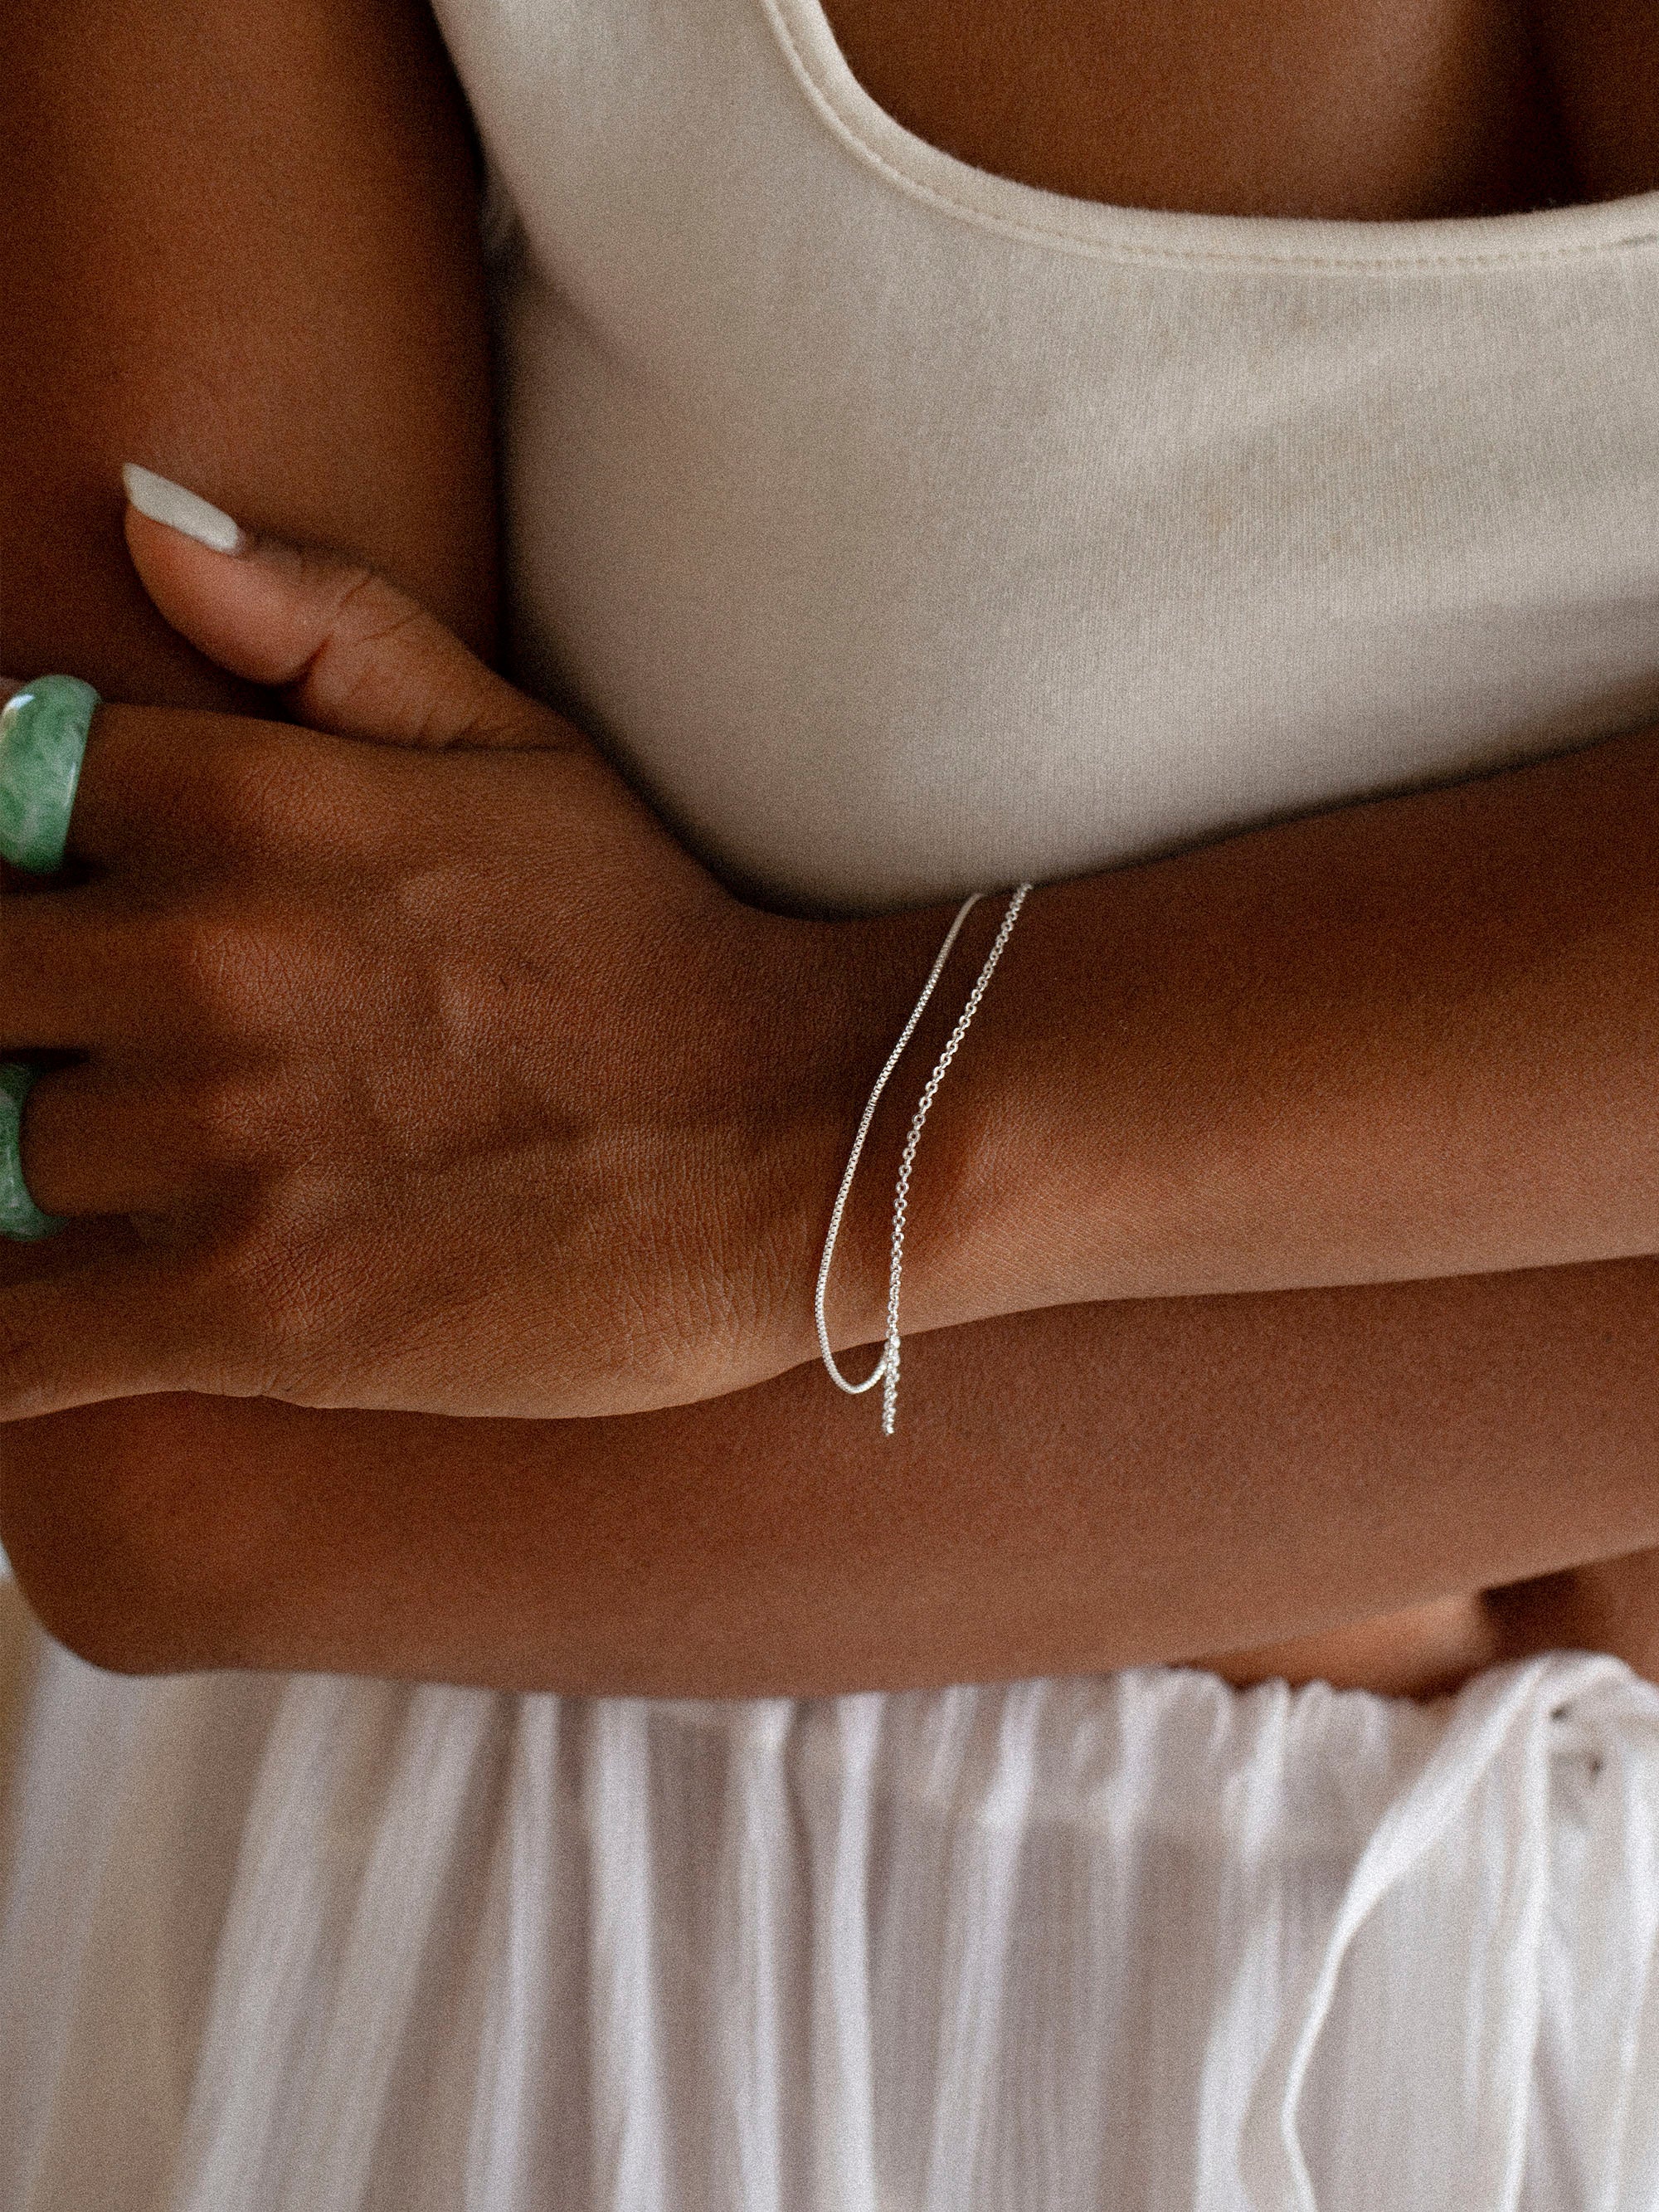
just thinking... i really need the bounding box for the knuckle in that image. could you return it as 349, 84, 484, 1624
321, 561, 392, 640
305, 569, 423, 710
153, 907, 300, 1040
184, 1070, 282, 1173
322, 565, 429, 671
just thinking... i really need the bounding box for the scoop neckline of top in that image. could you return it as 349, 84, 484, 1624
759, 0, 1659, 269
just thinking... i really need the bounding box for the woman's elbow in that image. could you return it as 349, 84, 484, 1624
0, 1394, 260, 1675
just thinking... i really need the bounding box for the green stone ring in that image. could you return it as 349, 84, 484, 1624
0, 674, 100, 875
0, 1063, 66, 1241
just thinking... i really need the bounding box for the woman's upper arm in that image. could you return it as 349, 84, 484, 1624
0, 0, 504, 1640
0, 0, 500, 703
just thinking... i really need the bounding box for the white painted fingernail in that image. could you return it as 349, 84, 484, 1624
121, 463, 246, 554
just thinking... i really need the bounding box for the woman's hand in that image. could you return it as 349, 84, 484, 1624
0, 480, 860, 1423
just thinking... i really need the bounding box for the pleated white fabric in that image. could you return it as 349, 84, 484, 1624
5, 1569, 1659, 2211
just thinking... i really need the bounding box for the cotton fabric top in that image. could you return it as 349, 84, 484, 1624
435, 0, 1659, 918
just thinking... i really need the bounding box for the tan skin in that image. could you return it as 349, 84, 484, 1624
4, 0, 1659, 1700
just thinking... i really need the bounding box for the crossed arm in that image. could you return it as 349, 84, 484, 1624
4, 0, 1657, 1696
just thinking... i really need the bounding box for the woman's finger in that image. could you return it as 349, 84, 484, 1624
0, 883, 139, 1050
56, 699, 385, 880
0, 1243, 225, 1420
121, 464, 573, 753
16, 1060, 254, 1218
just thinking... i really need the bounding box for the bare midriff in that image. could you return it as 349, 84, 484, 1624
815, 0, 1659, 1701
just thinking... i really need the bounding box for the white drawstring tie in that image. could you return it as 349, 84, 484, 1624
1240, 1650, 1659, 2212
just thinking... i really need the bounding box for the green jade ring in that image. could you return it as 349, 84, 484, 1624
0, 1062, 66, 1241
0, 673, 99, 875
0, 674, 98, 1239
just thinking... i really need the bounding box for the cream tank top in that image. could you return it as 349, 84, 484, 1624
431, 0, 1659, 921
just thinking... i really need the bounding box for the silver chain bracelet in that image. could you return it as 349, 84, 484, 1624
815, 882, 1032, 1435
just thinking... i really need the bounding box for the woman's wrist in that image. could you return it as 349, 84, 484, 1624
787, 709, 1659, 1385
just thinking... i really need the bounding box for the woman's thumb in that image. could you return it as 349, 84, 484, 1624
120, 464, 560, 750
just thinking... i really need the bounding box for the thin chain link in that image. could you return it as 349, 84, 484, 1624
878, 883, 1029, 1435
815, 881, 1032, 1433
815, 891, 985, 1394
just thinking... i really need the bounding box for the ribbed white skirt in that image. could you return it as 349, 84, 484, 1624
2, 1568, 1658, 2212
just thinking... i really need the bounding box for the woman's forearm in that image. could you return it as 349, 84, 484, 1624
19, 1248, 1657, 1694
822, 717, 1659, 1354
